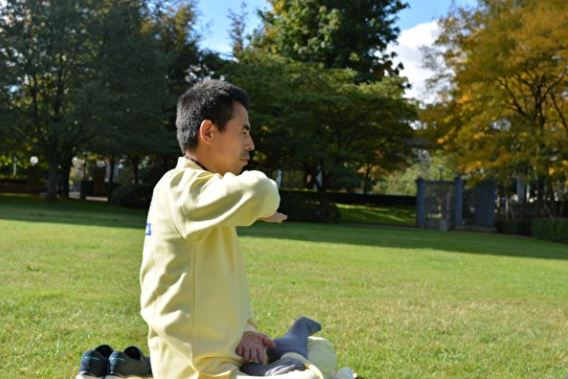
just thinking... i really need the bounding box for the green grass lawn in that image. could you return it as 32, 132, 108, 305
0, 194, 567, 378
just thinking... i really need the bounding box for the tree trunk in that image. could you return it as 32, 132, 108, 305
363, 164, 371, 194
316, 166, 331, 214
504, 187, 510, 221
47, 160, 58, 201
546, 179, 556, 217
107, 156, 116, 202
59, 158, 71, 198
536, 176, 546, 217
131, 155, 140, 184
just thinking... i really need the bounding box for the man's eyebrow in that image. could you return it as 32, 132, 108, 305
242, 124, 251, 131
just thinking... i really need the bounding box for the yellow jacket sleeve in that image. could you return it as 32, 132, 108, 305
245, 314, 258, 333
165, 168, 279, 241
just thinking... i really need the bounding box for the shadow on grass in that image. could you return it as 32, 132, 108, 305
2, 194, 567, 261
0, 194, 146, 229
239, 221, 568, 261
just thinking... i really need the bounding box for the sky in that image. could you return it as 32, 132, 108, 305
196, 0, 478, 101
0, 0, 478, 101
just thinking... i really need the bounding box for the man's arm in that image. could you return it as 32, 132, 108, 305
168, 169, 281, 239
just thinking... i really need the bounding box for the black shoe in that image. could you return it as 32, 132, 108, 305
76, 344, 114, 379
107, 346, 152, 378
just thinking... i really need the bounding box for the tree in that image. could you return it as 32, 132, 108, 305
252, 0, 408, 81
224, 52, 416, 199
0, 0, 105, 200
421, 0, 568, 216
228, 2, 248, 59
0, 51, 12, 153
0, 0, 178, 199
86, 0, 171, 198
150, 1, 202, 96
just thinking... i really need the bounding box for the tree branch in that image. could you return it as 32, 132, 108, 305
550, 91, 568, 136
497, 78, 529, 119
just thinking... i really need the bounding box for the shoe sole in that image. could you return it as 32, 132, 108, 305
76, 376, 150, 379
75, 375, 104, 379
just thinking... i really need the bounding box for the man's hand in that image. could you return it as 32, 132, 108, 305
258, 212, 288, 223
236, 331, 276, 364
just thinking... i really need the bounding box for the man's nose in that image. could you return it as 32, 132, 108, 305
246, 135, 255, 151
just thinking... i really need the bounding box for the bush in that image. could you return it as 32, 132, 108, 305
110, 184, 153, 208
278, 192, 340, 223
532, 218, 568, 244
280, 189, 415, 207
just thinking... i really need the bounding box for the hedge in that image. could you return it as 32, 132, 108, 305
278, 191, 340, 223
531, 218, 568, 244
110, 184, 153, 208
495, 219, 533, 236
280, 189, 415, 207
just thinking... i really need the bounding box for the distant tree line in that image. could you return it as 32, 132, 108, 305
0, 0, 416, 202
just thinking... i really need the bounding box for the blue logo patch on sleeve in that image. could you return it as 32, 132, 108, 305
145, 223, 152, 236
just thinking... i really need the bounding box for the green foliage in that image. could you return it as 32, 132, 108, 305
532, 218, 568, 244
0, 0, 99, 171
253, 0, 408, 81
374, 150, 458, 195
86, 0, 172, 159
0, 0, 174, 199
224, 52, 416, 195
151, 1, 208, 95
228, 2, 248, 58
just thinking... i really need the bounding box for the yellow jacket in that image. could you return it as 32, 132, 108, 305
140, 157, 280, 378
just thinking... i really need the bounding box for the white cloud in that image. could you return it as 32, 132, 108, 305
389, 20, 441, 103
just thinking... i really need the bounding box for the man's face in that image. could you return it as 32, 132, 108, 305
212, 101, 254, 175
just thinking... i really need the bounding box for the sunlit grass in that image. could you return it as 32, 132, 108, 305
0, 195, 567, 378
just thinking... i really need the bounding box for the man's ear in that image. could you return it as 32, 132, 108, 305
199, 119, 215, 146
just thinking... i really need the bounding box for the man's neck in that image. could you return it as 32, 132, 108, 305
184, 154, 208, 171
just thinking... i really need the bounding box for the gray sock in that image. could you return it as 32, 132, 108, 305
241, 357, 305, 376
267, 316, 322, 362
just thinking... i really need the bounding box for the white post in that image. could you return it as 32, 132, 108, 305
275, 169, 283, 188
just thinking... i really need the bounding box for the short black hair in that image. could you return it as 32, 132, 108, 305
176, 79, 249, 152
